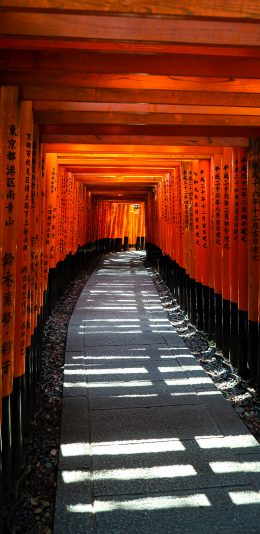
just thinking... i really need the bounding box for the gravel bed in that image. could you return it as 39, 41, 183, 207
148, 265, 260, 444
4, 254, 260, 533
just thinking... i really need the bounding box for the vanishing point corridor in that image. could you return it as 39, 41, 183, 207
2, 2, 260, 532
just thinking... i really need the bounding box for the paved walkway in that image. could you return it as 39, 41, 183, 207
54, 251, 260, 534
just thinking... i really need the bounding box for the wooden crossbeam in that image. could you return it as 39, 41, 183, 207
33, 102, 260, 116
72, 175, 162, 181
3, 73, 260, 93
0, 0, 260, 20
34, 110, 260, 127
40, 133, 251, 145
45, 144, 225, 154
1, 50, 260, 78
1, 13, 260, 47
58, 157, 182, 166
21, 87, 260, 108
62, 168, 171, 175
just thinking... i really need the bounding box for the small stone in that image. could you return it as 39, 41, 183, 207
235, 406, 245, 414
45, 462, 52, 469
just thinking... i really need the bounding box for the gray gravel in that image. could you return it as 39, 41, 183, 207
148, 264, 260, 445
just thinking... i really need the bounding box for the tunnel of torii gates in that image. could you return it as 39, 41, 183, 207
1, 0, 260, 520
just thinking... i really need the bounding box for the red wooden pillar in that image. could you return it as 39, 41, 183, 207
167, 170, 176, 297
181, 162, 190, 315
66, 171, 73, 257
27, 124, 41, 394
59, 166, 67, 263
208, 157, 216, 338
248, 139, 260, 384
0, 86, 20, 492
221, 148, 233, 360
45, 153, 58, 313
237, 148, 249, 377
198, 159, 211, 333
13, 101, 33, 479
193, 159, 204, 329
212, 153, 223, 348
56, 164, 63, 265
39, 143, 47, 315
187, 163, 196, 324
176, 166, 184, 307
229, 148, 239, 368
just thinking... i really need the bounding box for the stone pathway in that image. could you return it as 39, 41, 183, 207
54, 251, 260, 534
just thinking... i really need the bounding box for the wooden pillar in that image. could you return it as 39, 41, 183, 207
237, 148, 249, 377
229, 148, 239, 368
221, 147, 233, 360
0, 86, 20, 497
248, 139, 260, 384
13, 100, 33, 479
212, 153, 223, 349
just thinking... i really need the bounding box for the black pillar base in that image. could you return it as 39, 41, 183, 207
196, 282, 203, 331
208, 287, 215, 340
11, 376, 24, 481
202, 284, 210, 334
189, 278, 197, 325
186, 275, 191, 319
215, 293, 222, 349
0, 424, 2, 534
169, 260, 177, 299
25, 345, 34, 421
2, 395, 12, 504
248, 319, 258, 384
182, 270, 188, 315
222, 298, 230, 360
237, 309, 249, 379
257, 324, 260, 396
230, 301, 238, 368
47, 267, 57, 314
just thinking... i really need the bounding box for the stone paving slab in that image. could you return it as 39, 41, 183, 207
196, 389, 255, 436
78, 322, 174, 334
54, 251, 260, 534
194, 434, 260, 457
88, 387, 201, 410
236, 453, 260, 489
64, 344, 176, 361
94, 486, 260, 534
92, 438, 251, 496
84, 331, 166, 347
53, 471, 93, 534
90, 404, 221, 443
83, 310, 168, 322
66, 324, 85, 350
58, 397, 90, 470
83, 360, 183, 379
62, 353, 203, 405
